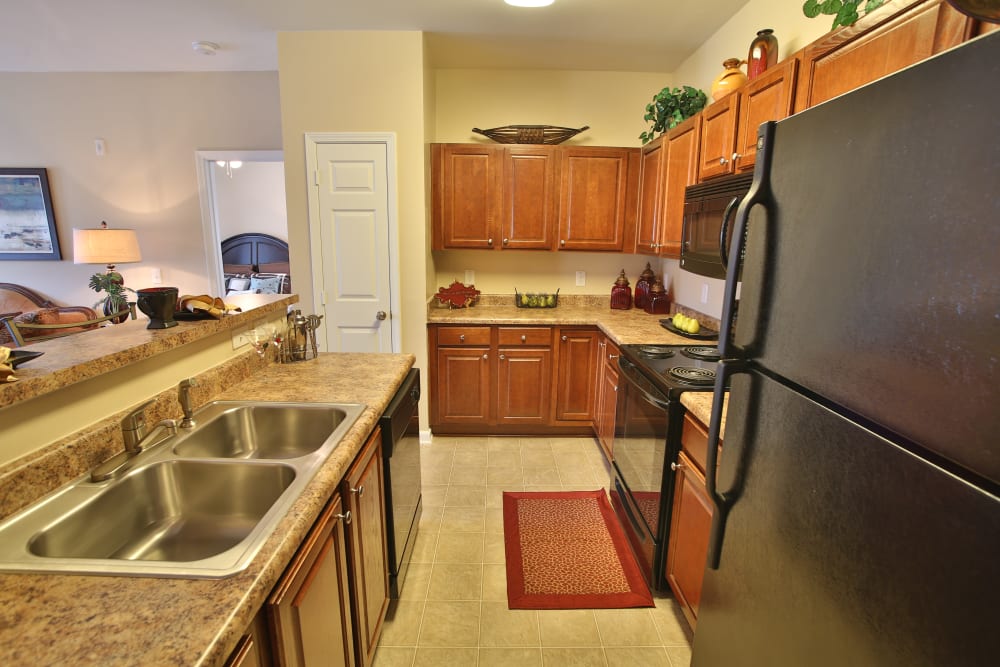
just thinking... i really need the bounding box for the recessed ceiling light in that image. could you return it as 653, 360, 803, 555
505, 0, 555, 7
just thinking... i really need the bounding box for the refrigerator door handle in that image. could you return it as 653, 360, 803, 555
718, 195, 741, 270
718, 121, 776, 361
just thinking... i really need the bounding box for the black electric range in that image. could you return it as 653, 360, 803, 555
609, 343, 727, 592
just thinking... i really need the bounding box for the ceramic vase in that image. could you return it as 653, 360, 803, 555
711, 58, 747, 102
747, 29, 778, 80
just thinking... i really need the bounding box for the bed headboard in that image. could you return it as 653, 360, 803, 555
221, 233, 289, 273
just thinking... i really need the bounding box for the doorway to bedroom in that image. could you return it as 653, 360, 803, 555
195, 150, 286, 297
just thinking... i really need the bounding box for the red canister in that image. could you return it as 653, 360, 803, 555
644, 278, 671, 315
610, 270, 632, 310
634, 262, 655, 310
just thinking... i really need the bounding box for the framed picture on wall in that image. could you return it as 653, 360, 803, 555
0, 168, 62, 260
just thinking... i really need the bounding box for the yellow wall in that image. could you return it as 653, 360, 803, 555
0, 72, 281, 307
276, 31, 431, 421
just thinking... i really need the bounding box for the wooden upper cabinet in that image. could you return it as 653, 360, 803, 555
635, 137, 666, 255
734, 57, 799, 173
697, 93, 740, 181
433, 144, 501, 249
660, 117, 701, 258
502, 146, 558, 249
795, 0, 973, 112
558, 146, 640, 252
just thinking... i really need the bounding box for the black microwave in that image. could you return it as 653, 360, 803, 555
680, 172, 754, 279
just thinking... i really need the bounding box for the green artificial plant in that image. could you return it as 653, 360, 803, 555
88, 272, 132, 315
639, 86, 708, 144
803, 0, 885, 31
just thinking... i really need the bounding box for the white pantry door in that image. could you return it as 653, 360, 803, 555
308, 136, 397, 352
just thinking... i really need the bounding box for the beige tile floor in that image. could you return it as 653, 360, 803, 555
373, 435, 693, 667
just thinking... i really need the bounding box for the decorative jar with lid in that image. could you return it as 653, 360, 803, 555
634, 262, 655, 309
644, 277, 671, 315
610, 270, 632, 310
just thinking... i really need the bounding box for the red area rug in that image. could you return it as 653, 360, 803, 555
503, 490, 654, 610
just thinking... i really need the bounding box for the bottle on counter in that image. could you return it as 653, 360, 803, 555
610, 270, 632, 310
634, 262, 655, 310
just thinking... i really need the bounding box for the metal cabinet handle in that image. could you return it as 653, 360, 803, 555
608, 354, 619, 360
520, 335, 526, 342
482, 353, 488, 360
376, 310, 387, 321
719, 156, 728, 165
351, 485, 365, 497
336, 510, 352, 525
503, 238, 509, 246
613, 385, 618, 392
670, 462, 685, 471
499, 354, 506, 360
561, 335, 567, 342
459, 334, 466, 342
560, 239, 566, 246
488, 237, 494, 246
732, 152, 741, 161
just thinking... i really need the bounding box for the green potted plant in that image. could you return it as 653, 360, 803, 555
88, 272, 133, 323
639, 86, 708, 144
803, 0, 885, 30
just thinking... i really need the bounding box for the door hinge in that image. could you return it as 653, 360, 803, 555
313, 169, 320, 186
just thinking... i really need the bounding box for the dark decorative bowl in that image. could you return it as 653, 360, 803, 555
8, 350, 44, 368
472, 125, 589, 145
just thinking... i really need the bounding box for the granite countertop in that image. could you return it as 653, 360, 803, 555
0, 293, 296, 410
0, 352, 414, 667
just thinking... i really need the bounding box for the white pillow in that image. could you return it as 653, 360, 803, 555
227, 277, 250, 291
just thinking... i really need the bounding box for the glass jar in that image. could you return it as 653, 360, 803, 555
644, 278, 671, 315
610, 270, 632, 310
634, 262, 655, 310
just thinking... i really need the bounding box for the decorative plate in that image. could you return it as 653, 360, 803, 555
472, 125, 590, 145
435, 281, 481, 308
8, 350, 44, 368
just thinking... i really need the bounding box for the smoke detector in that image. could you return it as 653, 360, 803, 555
192, 41, 220, 56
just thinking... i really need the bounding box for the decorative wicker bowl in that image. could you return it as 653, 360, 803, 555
472, 125, 589, 145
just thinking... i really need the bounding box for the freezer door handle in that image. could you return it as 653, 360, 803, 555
718, 121, 776, 361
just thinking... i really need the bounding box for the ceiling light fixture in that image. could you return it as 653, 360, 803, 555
192, 41, 220, 56
505, 0, 555, 7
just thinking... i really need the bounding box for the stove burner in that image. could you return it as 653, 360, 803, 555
638, 345, 676, 358
668, 366, 717, 386
681, 346, 721, 362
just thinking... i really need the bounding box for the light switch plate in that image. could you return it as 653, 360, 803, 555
576, 271, 586, 286
465, 269, 474, 285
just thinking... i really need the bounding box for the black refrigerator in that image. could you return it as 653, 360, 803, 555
692, 31, 1000, 667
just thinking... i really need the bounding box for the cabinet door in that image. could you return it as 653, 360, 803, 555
635, 137, 665, 255
433, 144, 501, 249
595, 339, 620, 460
660, 116, 701, 258
553, 328, 599, 422
433, 346, 492, 426
698, 94, 740, 181
344, 429, 389, 667
795, 0, 972, 112
558, 147, 639, 251
268, 494, 354, 667
225, 613, 272, 667
502, 146, 558, 249
664, 451, 713, 630
497, 347, 552, 426
734, 58, 798, 173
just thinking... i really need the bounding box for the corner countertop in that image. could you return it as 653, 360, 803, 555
0, 293, 296, 410
0, 352, 414, 667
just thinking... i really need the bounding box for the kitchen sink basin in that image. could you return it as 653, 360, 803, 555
29, 460, 296, 562
173, 403, 355, 459
0, 400, 365, 578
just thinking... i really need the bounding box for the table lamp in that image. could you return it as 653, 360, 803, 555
73, 221, 142, 323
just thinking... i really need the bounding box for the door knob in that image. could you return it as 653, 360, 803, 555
376, 311, 387, 321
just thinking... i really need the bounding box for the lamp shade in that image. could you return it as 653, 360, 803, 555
73, 228, 142, 265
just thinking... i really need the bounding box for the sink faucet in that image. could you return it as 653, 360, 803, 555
91, 400, 177, 482
179, 378, 198, 429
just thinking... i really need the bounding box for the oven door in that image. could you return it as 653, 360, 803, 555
609, 357, 675, 588
680, 173, 753, 279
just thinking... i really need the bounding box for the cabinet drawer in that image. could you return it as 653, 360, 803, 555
437, 326, 491, 346
681, 413, 710, 474
498, 327, 551, 347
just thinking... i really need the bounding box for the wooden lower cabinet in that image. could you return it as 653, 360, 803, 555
664, 450, 713, 630
594, 336, 620, 460
497, 345, 552, 427
342, 428, 390, 667
552, 328, 599, 424
434, 345, 492, 425
267, 493, 355, 667
225, 613, 273, 667
262, 427, 388, 667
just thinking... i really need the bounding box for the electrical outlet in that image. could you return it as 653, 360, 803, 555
464, 269, 475, 285
151, 268, 162, 284
701, 283, 710, 304
576, 271, 586, 286
232, 319, 265, 350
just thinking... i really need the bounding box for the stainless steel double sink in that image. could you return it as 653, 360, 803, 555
0, 401, 364, 578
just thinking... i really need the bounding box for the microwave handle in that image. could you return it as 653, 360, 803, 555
718, 196, 740, 270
